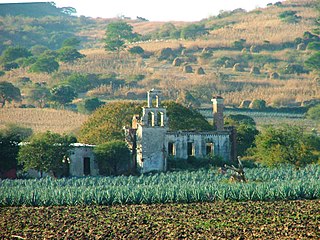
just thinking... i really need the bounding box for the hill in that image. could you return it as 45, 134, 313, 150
0, 0, 319, 135
0, 108, 88, 134
0, 2, 73, 18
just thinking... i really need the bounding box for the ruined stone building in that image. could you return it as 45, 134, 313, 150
124, 89, 236, 173
65, 89, 235, 176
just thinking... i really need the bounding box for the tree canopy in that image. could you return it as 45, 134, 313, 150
0, 46, 32, 63
224, 114, 259, 157
94, 140, 131, 175
0, 124, 33, 176
78, 102, 142, 144
78, 101, 213, 144
29, 56, 59, 73
305, 52, 320, 72
252, 125, 319, 167
18, 131, 76, 177
180, 24, 208, 40
27, 85, 51, 108
164, 101, 213, 131
104, 21, 138, 54
0, 81, 21, 107
57, 47, 85, 63
306, 104, 320, 120
50, 85, 77, 107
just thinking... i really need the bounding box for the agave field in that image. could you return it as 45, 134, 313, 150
1, 166, 320, 239
1, 200, 319, 239
1, 165, 320, 206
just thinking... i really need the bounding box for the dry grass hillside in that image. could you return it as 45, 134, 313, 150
0, 108, 88, 134
0, 0, 319, 134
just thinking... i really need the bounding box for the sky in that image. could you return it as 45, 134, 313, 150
1, 0, 283, 21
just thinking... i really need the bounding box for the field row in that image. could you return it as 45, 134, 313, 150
1, 166, 319, 206
1, 200, 319, 239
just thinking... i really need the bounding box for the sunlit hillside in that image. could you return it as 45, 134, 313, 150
0, 0, 319, 134
0, 108, 88, 134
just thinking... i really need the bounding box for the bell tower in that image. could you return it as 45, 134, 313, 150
136, 89, 168, 173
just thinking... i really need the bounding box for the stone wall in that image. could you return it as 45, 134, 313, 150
165, 131, 231, 161
69, 145, 99, 177
136, 125, 167, 173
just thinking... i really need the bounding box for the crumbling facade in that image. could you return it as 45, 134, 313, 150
69, 143, 99, 177
124, 89, 235, 173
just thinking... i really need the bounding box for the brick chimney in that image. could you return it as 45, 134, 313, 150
211, 96, 224, 131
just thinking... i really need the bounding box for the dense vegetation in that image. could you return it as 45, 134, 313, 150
0, 0, 319, 112
1, 165, 319, 206
78, 101, 213, 144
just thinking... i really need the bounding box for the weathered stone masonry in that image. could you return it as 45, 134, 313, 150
125, 89, 236, 174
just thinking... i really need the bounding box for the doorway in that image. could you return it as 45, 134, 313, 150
83, 157, 91, 176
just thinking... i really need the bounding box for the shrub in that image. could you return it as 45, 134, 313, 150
157, 48, 175, 61
29, 56, 59, 73
172, 57, 183, 66
253, 125, 319, 167
196, 67, 205, 75
307, 42, 320, 51
250, 45, 260, 53
306, 104, 320, 120
249, 99, 266, 109
183, 65, 193, 73
233, 63, 244, 72
233, 39, 246, 50
269, 72, 280, 79
296, 43, 306, 50
3, 62, 19, 71
282, 64, 308, 75
213, 56, 234, 68
250, 66, 260, 74
128, 46, 144, 55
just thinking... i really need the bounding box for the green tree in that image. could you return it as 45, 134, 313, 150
252, 125, 318, 167
0, 81, 21, 107
225, 114, 259, 157
164, 101, 213, 131
128, 46, 144, 55
50, 85, 77, 107
57, 47, 85, 63
78, 102, 142, 144
27, 85, 51, 108
0, 46, 32, 63
0, 124, 33, 176
3, 62, 19, 71
180, 24, 208, 40
30, 45, 49, 56
176, 90, 201, 108
104, 21, 138, 55
94, 140, 130, 175
307, 42, 320, 51
78, 101, 212, 144
250, 99, 266, 109
64, 73, 92, 92
305, 52, 320, 72
306, 104, 320, 120
233, 39, 247, 50
18, 131, 76, 177
158, 23, 178, 39
29, 56, 59, 73
83, 98, 104, 113
62, 37, 81, 48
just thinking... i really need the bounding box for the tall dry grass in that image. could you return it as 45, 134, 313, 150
0, 108, 88, 134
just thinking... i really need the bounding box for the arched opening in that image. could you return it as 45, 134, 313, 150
148, 111, 155, 126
